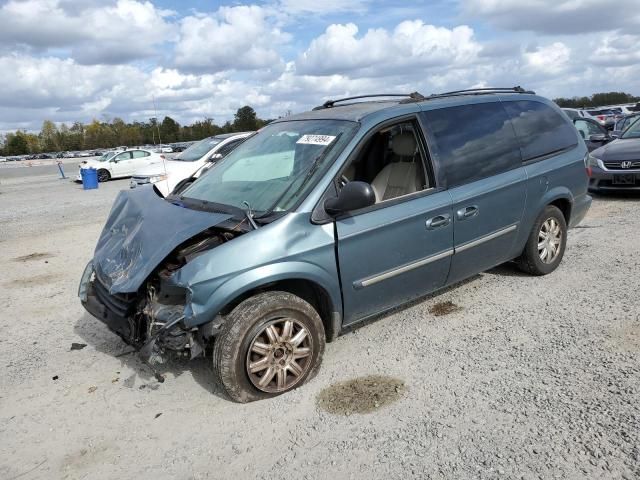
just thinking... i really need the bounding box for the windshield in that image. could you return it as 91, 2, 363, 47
179, 119, 358, 215
621, 117, 640, 139
97, 151, 117, 162
174, 137, 222, 161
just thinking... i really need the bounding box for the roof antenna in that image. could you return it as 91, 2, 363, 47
152, 95, 168, 182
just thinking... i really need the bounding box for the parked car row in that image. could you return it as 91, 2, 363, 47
562, 102, 640, 130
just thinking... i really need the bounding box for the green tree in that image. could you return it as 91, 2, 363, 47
5, 132, 28, 155
160, 116, 180, 143
40, 120, 59, 152
233, 106, 259, 131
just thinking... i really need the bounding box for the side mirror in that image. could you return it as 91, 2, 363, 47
207, 153, 223, 163
324, 181, 376, 216
589, 134, 607, 142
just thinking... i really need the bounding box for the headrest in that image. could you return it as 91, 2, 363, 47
392, 132, 416, 156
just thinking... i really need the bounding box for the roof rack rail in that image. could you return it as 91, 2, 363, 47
315, 92, 425, 110
425, 86, 535, 100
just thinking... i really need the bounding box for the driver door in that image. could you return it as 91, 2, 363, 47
574, 118, 610, 152
111, 151, 133, 177
334, 118, 453, 324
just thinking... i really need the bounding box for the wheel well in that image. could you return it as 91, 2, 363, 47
549, 198, 571, 224
219, 279, 337, 341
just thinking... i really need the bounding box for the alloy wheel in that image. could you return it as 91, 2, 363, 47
246, 318, 313, 393
538, 217, 562, 264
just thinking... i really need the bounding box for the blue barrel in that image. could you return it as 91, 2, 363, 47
81, 167, 98, 190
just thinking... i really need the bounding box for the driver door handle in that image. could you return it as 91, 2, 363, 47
456, 205, 479, 221
426, 214, 451, 230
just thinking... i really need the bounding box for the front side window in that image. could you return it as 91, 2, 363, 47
574, 119, 604, 139
114, 152, 132, 161
179, 120, 358, 215
339, 120, 429, 202
174, 137, 222, 161
503, 100, 577, 161
621, 117, 640, 139
422, 102, 521, 187
98, 152, 117, 162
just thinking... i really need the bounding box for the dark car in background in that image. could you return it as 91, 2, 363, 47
588, 117, 640, 191
611, 114, 640, 138
573, 117, 614, 152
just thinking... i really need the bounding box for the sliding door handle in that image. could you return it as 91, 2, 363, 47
426, 214, 451, 230
456, 205, 479, 220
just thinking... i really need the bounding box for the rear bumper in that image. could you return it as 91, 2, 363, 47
569, 194, 592, 228
588, 168, 640, 191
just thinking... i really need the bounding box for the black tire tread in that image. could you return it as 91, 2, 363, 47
517, 205, 567, 276
212, 291, 325, 403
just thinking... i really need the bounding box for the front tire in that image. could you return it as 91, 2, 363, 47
212, 291, 325, 403
97, 169, 110, 182
517, 205, 567, 275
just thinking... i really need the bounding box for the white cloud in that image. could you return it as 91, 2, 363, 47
297, 21, 481, 76
174, 6, 288, 73
591, 33, 640, 67
276, 0, 370, 14
523, 42, 571, 75
463, 0, 640, 34
0, 0, 174, 64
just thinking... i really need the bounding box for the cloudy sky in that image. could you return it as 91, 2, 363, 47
1, 0, 639, 131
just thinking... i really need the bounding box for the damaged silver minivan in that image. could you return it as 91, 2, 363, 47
80, 88, 591, 402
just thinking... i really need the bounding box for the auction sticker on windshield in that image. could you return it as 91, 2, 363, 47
296, 134, 336, 146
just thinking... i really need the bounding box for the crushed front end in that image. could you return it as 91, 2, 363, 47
78, 186, 242, 363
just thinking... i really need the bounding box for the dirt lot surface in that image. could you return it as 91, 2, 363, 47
1, 172, 638, 480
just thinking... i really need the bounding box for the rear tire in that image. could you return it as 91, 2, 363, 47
212, 291, 325, 403
517, 205, 567, 276
97, 169, 110, 182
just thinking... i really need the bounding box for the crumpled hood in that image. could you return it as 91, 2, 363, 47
593, 138, 640, 161
93, 186, 231, 294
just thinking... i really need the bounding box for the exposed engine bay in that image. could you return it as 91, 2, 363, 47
137, 228, 239, 363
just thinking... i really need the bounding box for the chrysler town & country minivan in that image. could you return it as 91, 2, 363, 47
79, 87, 592, 402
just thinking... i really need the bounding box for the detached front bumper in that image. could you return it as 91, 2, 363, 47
78, 261, 143, 346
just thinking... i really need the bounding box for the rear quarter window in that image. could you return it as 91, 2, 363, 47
421, 102, 522, 187
502, 100, 577, 162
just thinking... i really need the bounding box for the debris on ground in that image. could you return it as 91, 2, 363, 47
52, 375, 59, 381
429, 300, 462, 316
69, 343, 87, 351
154, 372, 165, 383
87, 386, 97, 393
154, 413, 162, 419
316, 375, 406, 415
12, 252, 54, 262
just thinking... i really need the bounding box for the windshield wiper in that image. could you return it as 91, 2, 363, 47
254, 133, 343, 220
242, 200, 259, 230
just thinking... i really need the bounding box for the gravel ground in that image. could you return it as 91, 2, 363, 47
0, 171, 638, 480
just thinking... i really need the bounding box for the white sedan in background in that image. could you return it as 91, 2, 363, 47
130, 132, 252, 197
76, 148, 165, 182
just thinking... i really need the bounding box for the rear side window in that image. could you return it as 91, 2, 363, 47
421, 102, 522, 187
503, 100, 577, 161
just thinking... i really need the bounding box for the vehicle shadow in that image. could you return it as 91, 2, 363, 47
485, 262, 530, 278
73, 313, 229, 399
341, 273, 483, 335
590, 190, 640, 201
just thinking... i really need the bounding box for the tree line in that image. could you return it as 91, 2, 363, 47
553, 91, 640, 109
1, 106, 271, 156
